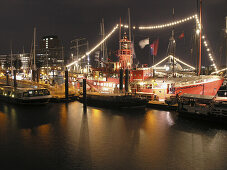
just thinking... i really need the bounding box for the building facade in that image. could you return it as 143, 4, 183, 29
38, 35, 64, 68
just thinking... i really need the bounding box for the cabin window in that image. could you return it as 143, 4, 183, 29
38, 90, 44, 96
43, 89, 50, 95
34, 91, 39, 96
23, 92, 28, 97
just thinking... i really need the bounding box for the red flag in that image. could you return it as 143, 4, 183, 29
153, 39, 159, 56
179, 32, 184, 39
150, 39, 159, 56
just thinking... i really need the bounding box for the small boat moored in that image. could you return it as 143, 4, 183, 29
0, 85, 52, 105
177, 93, 227, 122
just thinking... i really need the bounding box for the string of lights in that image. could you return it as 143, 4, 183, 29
201, 34, 218, 72
67, 14, 218, 73
66, 24, 119, 68
138, 14, 197, 30
152, 55, 195, 70
137, 14, 217, 72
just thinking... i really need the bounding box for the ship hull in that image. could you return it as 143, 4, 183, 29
175, 78, 224, 96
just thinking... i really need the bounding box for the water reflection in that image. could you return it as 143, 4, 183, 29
0, 102, 226, 170
76, 109, 92, 169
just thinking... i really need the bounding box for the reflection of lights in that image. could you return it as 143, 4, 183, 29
166, 112, 175, 126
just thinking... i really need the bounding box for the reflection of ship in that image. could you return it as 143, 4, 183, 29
84, 29, 223, 101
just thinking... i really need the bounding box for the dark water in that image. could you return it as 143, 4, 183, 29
0, 102, 227, 170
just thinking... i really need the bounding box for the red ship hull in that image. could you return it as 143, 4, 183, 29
175, 78, 224, 96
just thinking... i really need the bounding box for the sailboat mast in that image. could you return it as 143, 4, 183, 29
128, 8, 131, 41
33, 27, 36, 70
172, 8, 175, 78
198, 0, 202, 76
10, 41, 13, 72
225, 16, 227, 71
119, 17, 121, 51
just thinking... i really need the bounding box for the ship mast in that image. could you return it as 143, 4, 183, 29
10, 41, 13, 73
198, 0, 202, 76
33, 27, 36, 70
128, 8, 131, 42
172, 8, 175, 77
225, 16, 227, 73
167, 8, 176, 77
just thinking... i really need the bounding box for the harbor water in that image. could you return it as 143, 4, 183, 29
0, 102, 227, 170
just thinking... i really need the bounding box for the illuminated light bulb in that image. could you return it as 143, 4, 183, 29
202, 36, 205, 39
196, 29, 200, 35
207, 49, 210, 51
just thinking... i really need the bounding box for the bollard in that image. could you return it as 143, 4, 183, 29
36, 69, 40, 83
65, 70, 69, 100
119, 68, 123, 93
13, 70, 17, 88
125, 69, 129, 93
83, 79, 87, 107
6, 73, 9, 86
32, 70, 36, 81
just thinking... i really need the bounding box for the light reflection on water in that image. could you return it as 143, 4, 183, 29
0, 102, 226, 170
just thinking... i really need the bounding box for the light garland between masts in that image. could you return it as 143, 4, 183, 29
137, 14, 217, 72
66, 24, 119, 68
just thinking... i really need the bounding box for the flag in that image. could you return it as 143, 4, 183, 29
139, 38, 149, 49
131, 42, 136, 58
150, 39, 159, 56
179, 32, 184, 39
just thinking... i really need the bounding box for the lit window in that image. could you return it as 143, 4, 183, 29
50, 38, 53, 40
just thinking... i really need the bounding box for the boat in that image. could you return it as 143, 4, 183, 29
177, 93, 227, 122
76, 21, 224, 102
0, 85, 52, 104
78, 92, 148, 109
132, 75, 224, 101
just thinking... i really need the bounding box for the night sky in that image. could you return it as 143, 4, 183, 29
0, 0, 226, 66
